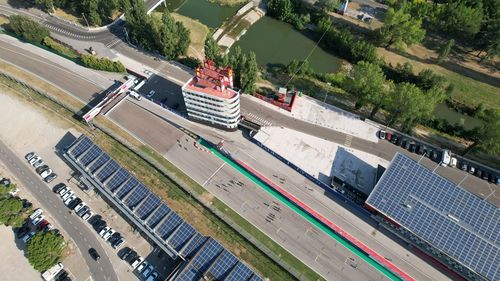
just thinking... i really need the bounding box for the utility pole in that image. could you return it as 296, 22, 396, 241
82, 13, 90, 28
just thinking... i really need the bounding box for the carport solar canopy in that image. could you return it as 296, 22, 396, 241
366, 153, 499, 281
66, 135, 262, 280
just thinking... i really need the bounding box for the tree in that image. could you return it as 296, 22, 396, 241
343, 61, 387, 112
9, 15, 50, 43
286, 59, 313, 76
439, 0, 484, 41
204, 36, 222, 63
267, 0, 294, 22
377, 7, 426, 48
317, 0, 339, 13
34, 0, 54, 13
386, 82, 436, 131
437, 39, 454, 64
240, 52, 258, 93
0, 197, 24, 227
229, 46, 245, 88
27, 231, 65, 272
479, 116, 500, 156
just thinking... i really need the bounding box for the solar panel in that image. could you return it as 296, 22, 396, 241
88, 154, 110, 173
156, 212, 183, 240
249, 274, 264, 281
135, 194, 161, 220
366, 153, 500, 281
205, 250, 238, 280
225, 262, 253, 281
105, 168, 130, 191
69, 136, 92, 158
95, 160, 120, 183
146, 203, 171, 229
124, 184, 149, 210
191, 238, 223, 273
115, 177, 139, 200
167, 222, 196, 251
174, 264, 199, 281
180, 233, 207, 259
79, 145, 102, 166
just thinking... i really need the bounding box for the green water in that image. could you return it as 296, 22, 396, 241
166, 0, 242, 28
232, 16, 342, 73
200, 139, 402, 281
433, 103, 484, 130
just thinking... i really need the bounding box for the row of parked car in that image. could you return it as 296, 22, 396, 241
25, 152, 58, 183
16, 207, 57, 244
379, 130, 500, 185
53, 183, 94, 221
118, 247, 159, 281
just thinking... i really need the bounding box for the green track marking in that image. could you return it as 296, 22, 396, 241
200, 139, 402, 281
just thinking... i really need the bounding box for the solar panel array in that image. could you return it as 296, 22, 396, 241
66, 135, 262, 280
366, 153, 499, 281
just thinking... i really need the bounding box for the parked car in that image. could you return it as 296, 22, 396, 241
89, 248, 100, 261
81, 211, 93, 221
17, 227, 30, 238
44, 173, 58, 183
146, 271, 159, 281
119, 247, 132, 260
36, 165, 49, 174
40, 169, 53, 179
29, 208, 43, 220
33, 159, 45, 168
64, 195, 77, 206
93, 220, 107, 232
142, 265, 154, 278
53, 183, 66, 194
67, 198, 82, 210
29, 156, 41, 165
378, 130, 385, 140
103, 228, 116, 241
32, 215, 45, 226
61, 190, 74, 201
108, 232, 121, 244
409, 143, 417, 153
43, 223, 53, 232
136, 261, 149, 273
25, 152, 36, 161
22, 231, 36, 243
401, 139, 410, 150
74, 202, 86, 213
390, 134, 399, 145
385, 132, 393, 141
147, 90, 155, 98
130, 256, 144, 269
460, 162, 468, 171
468, 166, 476, 174
126, 250, 139, 263
76, 206, 90, 217
22, 199, 32, 209
58, 187, 69, 197
450, 157, 457, 167
99, 226, 111, 237
37, 220, 50, 231
475, 169, 483, 178
430, 151, 439, 161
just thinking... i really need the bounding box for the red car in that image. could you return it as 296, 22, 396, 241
385, 132, 393, 141
37, 220, 50, 231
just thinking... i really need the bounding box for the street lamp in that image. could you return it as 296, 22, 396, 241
82, 13, 90, 28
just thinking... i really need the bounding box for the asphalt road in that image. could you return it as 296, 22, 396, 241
0, 140, 119, 281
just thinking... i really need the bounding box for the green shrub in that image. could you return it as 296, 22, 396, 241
8, 15, 49, 43
80, 54, 126, 73
42, 37, 80, 59
27, 231, 65, 272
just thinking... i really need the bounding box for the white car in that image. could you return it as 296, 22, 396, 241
29, 156, 41, 165
40, 169, 53, 179
99, 226, 111, 237
103, 228, 115, 241
146, 90, 155, 98
29, 208, 43, 220
32, 215, 45, 226
61, 191, 74, 201
131, 257, 144, 269
25, 152, 36, 161
136, 260, 148, 273
64, 195, 77, 206
81, 211, 93, 221
58, 187, 69, 196
142, 265, 154, 277
450, 157, 457, 167
74, 202, 86, 213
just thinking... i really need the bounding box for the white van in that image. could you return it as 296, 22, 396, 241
128, 91, 142, 101
441, 149, 451, 166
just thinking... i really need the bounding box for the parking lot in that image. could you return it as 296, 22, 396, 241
135, 74, 186, 113
0, 91, 171, 281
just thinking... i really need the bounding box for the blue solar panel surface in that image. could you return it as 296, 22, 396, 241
156, 212, 183, 240
66, 135, 263, 280
135, 194, 161, 220
106, 168, 130, 191
168, 222, 197, 251
79, 145, 102, 166
206, 250, 238, 280
225, 262, 253, 281
366, 153, 499, 281
69, 137, 92, 158
147, 203, 171, 229
191, 238, 223, 273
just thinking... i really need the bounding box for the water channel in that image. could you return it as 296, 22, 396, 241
166, 0, 342, 73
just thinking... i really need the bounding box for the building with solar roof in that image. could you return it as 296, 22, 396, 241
365, 153, 499, 281
63, 134, 262, 281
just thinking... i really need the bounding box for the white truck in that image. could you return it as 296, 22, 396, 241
42, 262, 64, 281
441, 149, 451, 167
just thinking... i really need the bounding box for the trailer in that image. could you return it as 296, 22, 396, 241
41, 262, 64, 281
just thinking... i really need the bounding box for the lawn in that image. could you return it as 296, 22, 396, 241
0, 61, 320, 281
171, 13, 209, 60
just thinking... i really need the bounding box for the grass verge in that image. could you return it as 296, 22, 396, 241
0, 62, 323, 280
171, 13, 209, 59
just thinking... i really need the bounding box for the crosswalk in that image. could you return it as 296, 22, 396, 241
245, 112, 273, 127
44, 23, 96, 40
105, 38, 122, 48
344, 135, 352, 147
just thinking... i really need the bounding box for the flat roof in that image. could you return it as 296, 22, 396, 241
185, 77, 238, 99
366, 153, 499, 281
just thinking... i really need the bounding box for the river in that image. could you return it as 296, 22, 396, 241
166, 0, 342, 73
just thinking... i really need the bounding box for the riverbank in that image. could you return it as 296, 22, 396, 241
208, 0, 249, 6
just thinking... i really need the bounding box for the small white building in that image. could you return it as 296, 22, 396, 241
181, 60, 241, 130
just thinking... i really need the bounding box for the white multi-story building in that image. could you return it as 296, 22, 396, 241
181, 61, 241, 130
